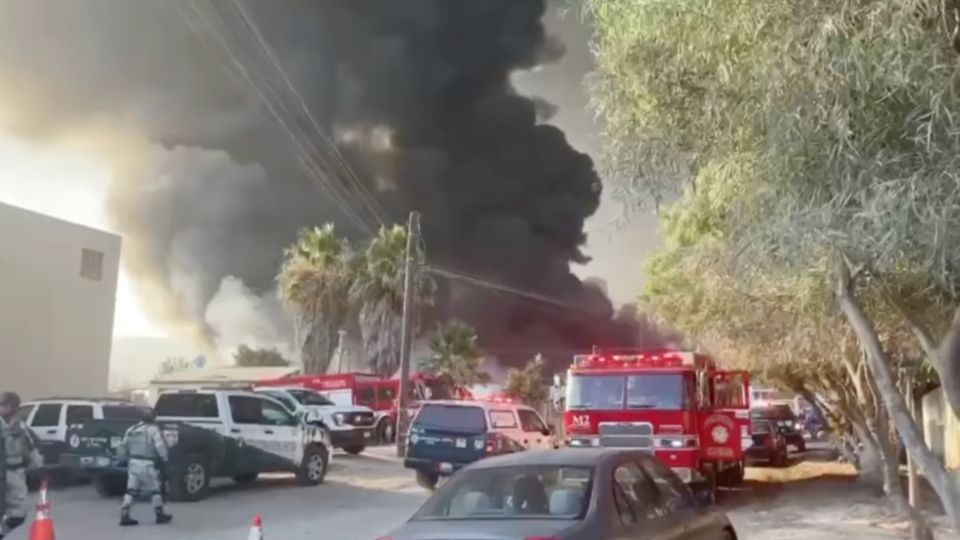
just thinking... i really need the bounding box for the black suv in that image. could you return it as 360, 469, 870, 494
750, 405, 805, 452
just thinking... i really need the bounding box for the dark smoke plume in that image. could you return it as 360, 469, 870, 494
0, 0, 671, 368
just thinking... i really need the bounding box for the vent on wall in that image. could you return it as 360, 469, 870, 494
80, 248, 104, 281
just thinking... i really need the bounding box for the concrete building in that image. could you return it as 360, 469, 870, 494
0, 202, 120, 399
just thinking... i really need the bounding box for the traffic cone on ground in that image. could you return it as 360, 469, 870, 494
247, 514, 263, 540
28, 480, 56, 540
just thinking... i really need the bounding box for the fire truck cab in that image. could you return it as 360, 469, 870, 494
561, 349, 751, 491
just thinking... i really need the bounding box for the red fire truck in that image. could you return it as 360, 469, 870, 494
561, 349, 751, 491
259, 372, 469, 442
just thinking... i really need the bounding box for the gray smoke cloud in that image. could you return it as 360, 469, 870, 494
0, 0, 673, 368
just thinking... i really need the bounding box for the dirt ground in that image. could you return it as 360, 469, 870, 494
726, 459, 959, 540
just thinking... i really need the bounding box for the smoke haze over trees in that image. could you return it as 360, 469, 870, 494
0, 0, 672, 368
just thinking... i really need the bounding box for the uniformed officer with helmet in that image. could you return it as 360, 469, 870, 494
117, 409, 172, 526
0, 391, 41, 540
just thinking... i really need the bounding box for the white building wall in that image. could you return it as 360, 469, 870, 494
0, 202, 120, 399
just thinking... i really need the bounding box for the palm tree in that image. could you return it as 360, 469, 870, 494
278, 224, 355, 374
350, 224, 435, 376
426, 321, 491, 390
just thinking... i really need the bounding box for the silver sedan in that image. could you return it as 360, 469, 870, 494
377, 447, 737, 540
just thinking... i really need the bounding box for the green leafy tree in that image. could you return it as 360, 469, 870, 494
589, 0, 960, 531
279, 224, 355, 374
155, 357, 191, 378
351, 225, 435, 376
233, 345, 290, 367
425, 321, 490, 390
504, 354, 549, 408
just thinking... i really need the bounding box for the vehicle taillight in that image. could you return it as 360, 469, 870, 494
485, 433, 500, 454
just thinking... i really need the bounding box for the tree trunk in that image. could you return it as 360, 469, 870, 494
936, 307, 960, 419
836, 266, 960, 531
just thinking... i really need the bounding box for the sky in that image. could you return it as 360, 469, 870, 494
0, 6, 660, 344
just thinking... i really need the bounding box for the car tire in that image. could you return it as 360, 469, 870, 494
722, 526, 738, 540
342, 444, 365, 455
93, 474, 127, 498
416, 470, 439, 490
168, 453, 211, 502
774, 450, 789, 468
796, 439, 806, 453
296, 444, 329, 486
232, 472, 259, 485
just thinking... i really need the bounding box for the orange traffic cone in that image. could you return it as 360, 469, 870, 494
28, 480, 56, 540
247, 514, 263, 540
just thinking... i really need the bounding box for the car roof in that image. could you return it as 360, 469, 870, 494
468, 448, 631, 470
24, 398, 137, 405
418, 400, 534, 412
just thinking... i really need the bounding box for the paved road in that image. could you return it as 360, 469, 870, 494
27, 450, 426, 540
14, 445, 924, 540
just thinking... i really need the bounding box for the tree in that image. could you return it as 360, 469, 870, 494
425, 321, 490, 389
155, 357, 191, 378
351, 224, 435, 376
233, 345, 290, 367
504, 354, 549, 408
588, 0, 960, 533
279, 224, 355, 374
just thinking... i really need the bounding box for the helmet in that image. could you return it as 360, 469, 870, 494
0, 391, 21, 409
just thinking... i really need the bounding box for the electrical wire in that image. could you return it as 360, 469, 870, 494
172, 1, 384, 236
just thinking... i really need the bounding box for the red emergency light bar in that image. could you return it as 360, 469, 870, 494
573, 352, 696, 369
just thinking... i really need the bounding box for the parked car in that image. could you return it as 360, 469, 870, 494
403, 400, 554, 489
253, 386, 377, 454
379, 448, 737, 540
17, 397, 151, 487
750, 405, 805, 452
59, 389, 331, 501
745, 419, 788, 467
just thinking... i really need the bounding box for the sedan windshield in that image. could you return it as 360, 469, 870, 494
413, 465, 593, 521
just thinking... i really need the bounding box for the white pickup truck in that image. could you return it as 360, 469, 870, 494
253, 386, 377, 455
60, 389, 331, 501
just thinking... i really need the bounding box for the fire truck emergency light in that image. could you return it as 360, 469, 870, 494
573, 353, 688, 369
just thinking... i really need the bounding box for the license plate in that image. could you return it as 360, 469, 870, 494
81, 456, 93, 465
439, 462, 453, 473
455, 438, 466, 448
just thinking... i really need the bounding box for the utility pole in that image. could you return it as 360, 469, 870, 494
334, 329, 346, 374
396, 211, 420, 457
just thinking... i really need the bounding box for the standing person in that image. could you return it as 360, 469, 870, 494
0, 392, 40, 540
118, 409, 171, 526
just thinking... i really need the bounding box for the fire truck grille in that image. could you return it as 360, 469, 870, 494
598, 422, 655, 449
348, 412, 375, 426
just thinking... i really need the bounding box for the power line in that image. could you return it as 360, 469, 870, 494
173, 1, 384, 236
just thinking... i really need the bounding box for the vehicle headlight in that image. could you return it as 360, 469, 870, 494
333, 413, 345, 426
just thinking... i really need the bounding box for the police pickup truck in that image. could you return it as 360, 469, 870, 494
253, 386, 376, 455
59, 389, 331, 501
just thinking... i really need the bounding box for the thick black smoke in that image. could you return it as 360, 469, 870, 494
0, 0, 671, 367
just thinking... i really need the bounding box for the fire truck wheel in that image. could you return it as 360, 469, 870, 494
701, 463, 718, 494
416, 470, 439, 490
378, 419, 395, 444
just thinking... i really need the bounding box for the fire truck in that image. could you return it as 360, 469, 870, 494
561, 349, 751, 491
259, 372, 469, 443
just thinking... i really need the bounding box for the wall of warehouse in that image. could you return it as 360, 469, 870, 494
0, 202, 120, 400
